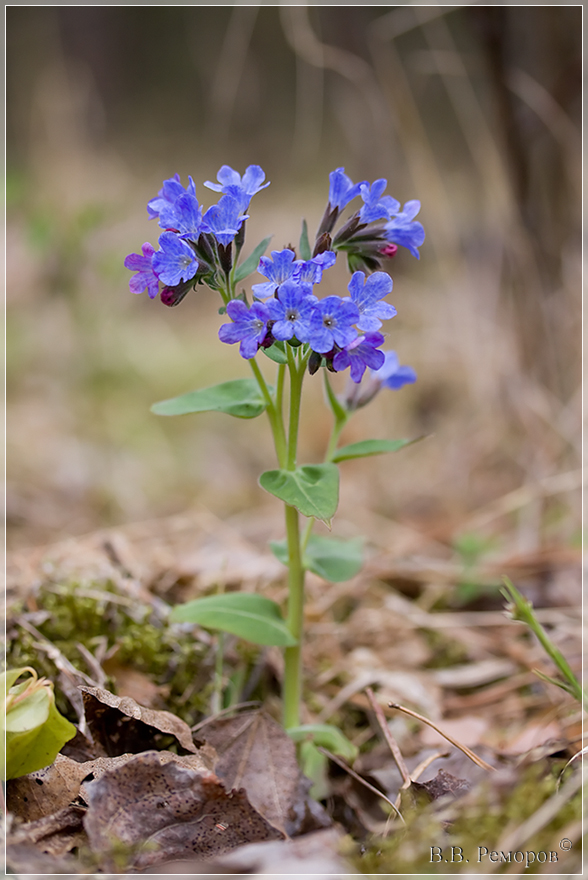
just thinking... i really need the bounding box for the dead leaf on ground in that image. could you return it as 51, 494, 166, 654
7, 805, 87, 856
80, 684, 197, 755
196, 710, 329, 836
83, 750, 284, 870
141, 826, 355, 876
6, 842, 79, 875
7, 750, 216, 823
411, 768, 470, 802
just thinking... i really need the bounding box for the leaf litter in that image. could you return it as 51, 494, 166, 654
5, 503, 582, 874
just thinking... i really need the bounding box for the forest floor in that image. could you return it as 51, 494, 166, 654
5, 490, 583, 875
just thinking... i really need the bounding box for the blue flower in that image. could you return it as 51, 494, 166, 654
202, 194, 249, 246
147, 174, 196, 221
204, 165, 270, 208
252, 249, 298, 299
347, 270, 397, 332
328, 167, 365, 211
152, 232, 199, 287
159, 192, 203, 238
371, 350, 417, 389
359, 180, 400, 224
384, 201, 425, 259
307, 296, 359, 353
265, 281, 317, 342
124, 242, 160, 299
218, 299, 270, 359
333, 332, 385, 382
293, 251, 337, 285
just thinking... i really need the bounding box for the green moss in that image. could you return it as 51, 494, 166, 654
353, 763, 581, 874
7, 580, 212, 726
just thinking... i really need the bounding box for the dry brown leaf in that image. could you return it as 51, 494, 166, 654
80, 684, 197, 755
7, 805, 87, 856
141, 826, 354, 876
7, 750, 215, 823
7, 754, 90, 822
6, 842, 79, 875
196, 710, 309, 836
83, 750, 284, 870
411, 768, 470, 802
499, 720, 563, 756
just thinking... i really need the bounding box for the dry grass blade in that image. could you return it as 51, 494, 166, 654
365, 687, 411, 788
388, 703, 495, 773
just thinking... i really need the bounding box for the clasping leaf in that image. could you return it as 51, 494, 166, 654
259, 464, 339, 525
151, 378, 272, 419
270, 534, 363, 582
170, 593, 296, 647
332, 436, 425, 463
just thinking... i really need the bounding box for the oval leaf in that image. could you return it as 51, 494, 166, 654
332, 437, 423, 463
287, 723, 358, 762
259, 464, 339, 525
151, 379, 271, 419
270, 535, 363, 582
170, 593, 297, 647
233, 235, 272, 283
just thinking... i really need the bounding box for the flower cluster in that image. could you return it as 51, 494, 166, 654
125, 165, 269, 305
125, 164, 422, 387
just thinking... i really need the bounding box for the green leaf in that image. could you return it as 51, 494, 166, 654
270, 534, 363, 582
299, 219, 311, 261
288, 723, 358, 762
151, 378, 272, 419
169, 593, 297, 647
233, 235, 272, 282
3, 670, 76, 779
259, 464, 339, 525
331, 437, 423, 463
262, 340, 288, 365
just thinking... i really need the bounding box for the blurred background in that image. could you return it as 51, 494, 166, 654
7, 5, 581, 573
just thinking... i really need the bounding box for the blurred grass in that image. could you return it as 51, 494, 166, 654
7, 6, 581, 556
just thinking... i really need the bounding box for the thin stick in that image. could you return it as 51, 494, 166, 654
388, 703, 495, 773
317, 746, 405, 825
366, 687, 411, 788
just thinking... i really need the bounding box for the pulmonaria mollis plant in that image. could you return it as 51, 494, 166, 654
125, 164, 423, 748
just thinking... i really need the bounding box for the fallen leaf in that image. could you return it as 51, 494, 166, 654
142, 826, 355, 875
196, 710, 317, 836
499, 720, 563, 756
411, 768, 470, 802
83, 750, 284, 870
6, 842, 78, 874
7, 804, 87, 856
7, 750, 215, 823
80, 685, 197, 755
7, 754, 89, 822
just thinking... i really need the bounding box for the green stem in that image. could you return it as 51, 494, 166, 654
325, 417, 347, 462
283, 504, 304, 729
286, 346, 305, 470
275, 363, 286, 420
281, 346, 311, 729
249, 358, 287, 467
300, 517, 315, 555
502, 577, 584, 705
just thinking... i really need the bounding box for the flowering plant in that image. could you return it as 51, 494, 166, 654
125, 165, 423, 749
